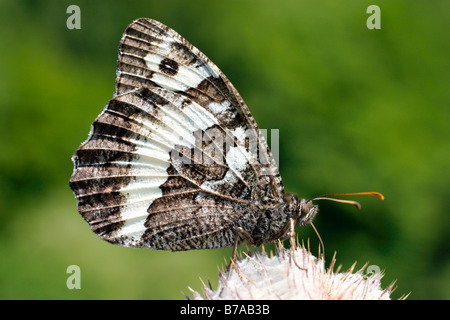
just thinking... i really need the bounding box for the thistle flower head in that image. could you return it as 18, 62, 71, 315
189, 241, 402, 300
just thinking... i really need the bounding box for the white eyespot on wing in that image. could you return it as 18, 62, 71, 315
207, 101, 231, 114
200, 170, 238, 193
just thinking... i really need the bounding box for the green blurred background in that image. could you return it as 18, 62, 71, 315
0, 0, 448, 300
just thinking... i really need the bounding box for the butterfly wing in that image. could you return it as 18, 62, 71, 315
69, 18, 284, 250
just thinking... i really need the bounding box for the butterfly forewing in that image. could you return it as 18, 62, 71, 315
69, 18, 285, 250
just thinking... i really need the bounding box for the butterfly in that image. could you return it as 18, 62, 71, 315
69, 18, 382, 257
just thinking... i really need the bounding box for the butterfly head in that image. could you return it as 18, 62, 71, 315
296, 198, 319, 226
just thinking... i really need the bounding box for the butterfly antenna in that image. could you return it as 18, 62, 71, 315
307, 192, 384, 210
305, 192, 383, 261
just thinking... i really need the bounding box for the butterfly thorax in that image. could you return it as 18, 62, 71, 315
248, 193, 319, 246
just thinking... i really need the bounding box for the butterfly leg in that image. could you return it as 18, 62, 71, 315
288, 217, 307, 270
289, 217, 296, 248
230, 227, 254, 262
220, 227, 254, 296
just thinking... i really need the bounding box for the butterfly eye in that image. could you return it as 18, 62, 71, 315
297, 200, 318, 226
